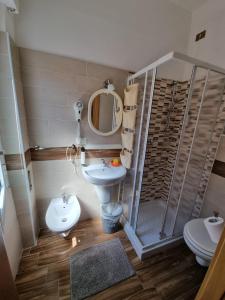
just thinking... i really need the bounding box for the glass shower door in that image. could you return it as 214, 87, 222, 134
161, 69, 225, 238
121, 69, 155, 226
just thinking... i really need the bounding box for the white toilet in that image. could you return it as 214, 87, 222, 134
45, 194, 81, 237
183, 218, 217, 267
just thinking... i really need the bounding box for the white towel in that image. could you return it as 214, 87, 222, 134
122, 109, 137, 131
121, 83, 139, 169
120, 149, 133, 169
124, 83, 139, 106
121, 132, 134, 151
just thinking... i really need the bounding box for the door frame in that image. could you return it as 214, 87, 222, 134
195, 226, 225, 300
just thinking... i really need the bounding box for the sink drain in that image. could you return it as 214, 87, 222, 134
61, 218, 67, 222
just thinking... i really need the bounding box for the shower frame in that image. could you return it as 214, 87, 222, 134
123, 51, 225, 259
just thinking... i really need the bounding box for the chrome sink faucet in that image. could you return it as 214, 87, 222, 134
101, 159, 109, 167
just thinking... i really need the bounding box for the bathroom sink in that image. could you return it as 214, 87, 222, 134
82, 163, 126, 186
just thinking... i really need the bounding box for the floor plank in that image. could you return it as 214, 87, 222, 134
15, 218, 206, 300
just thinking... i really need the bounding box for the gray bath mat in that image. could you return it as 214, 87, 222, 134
70, 238, 135, 300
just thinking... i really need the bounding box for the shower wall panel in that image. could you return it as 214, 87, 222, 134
167, 78, 205, 210
140, 79, 188, 203
170, 76, 225, 210
173, 76, 225, 234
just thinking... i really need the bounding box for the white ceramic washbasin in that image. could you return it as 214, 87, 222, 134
45, 195, 81, 233
82, 163, 127, 186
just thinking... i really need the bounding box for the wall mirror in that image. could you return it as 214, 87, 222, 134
88, 89, 123, 136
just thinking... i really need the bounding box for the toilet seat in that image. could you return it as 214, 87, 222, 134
184, 218, 216, 257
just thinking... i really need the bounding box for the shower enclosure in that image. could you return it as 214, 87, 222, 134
121, 52, 225, 259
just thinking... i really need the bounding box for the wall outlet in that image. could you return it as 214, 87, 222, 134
195, 30, 206, 42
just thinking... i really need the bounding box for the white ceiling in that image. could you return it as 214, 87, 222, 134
15, 0, 192, 72
169, 0, 208, 12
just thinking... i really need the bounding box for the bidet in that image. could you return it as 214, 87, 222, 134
45, 194, 81, 238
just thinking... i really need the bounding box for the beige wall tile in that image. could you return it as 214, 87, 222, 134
25, 99, 56, 120
0, 135, 20, 153
20, 47, 128, 148
48, 119, 76, 146
216, 135, 225, 162
0, 116, 19, 140
10, 186, 29, 215
7, 170, 30, 215
27, 118, 49, 137
38, 68, 75, 91
201, 173, 225, 219
17, 212, 36, 247
0, 77, 14, 98
29, 134, 54, 149
20, 118, 30, 151
21, 67, 41, 87
0, 32, 8, 54
0, 53, 11, 77
0, 97, 15, 118
19, 47, 86, 76
86, 62, 127, 82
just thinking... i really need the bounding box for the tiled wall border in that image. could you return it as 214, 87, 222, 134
5, 154, 23, 170
5, 147, 121, 170
5, 149, 31, 170
5, 147, 225, 177
30, 147, 121, 161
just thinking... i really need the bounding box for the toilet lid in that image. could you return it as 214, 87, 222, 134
184, 218, 217, 255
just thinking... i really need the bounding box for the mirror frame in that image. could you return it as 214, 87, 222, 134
88, 89, 123, 136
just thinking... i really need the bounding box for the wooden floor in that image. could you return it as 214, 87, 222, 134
15, 219, 206, 300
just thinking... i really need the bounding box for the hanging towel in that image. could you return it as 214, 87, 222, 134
124, 83, 139, 106
120, 149, 133, 169
121, 132, 134, 150
122, 109, 137, 130
120, 83, 139, 169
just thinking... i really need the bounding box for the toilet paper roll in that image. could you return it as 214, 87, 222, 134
204, 216, 224, 244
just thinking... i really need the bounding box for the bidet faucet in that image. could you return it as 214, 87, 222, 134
62, 193, 70, 204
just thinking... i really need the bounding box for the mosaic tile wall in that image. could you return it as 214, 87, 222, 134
172, 75, 225, 234
140, 78, 189, 203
